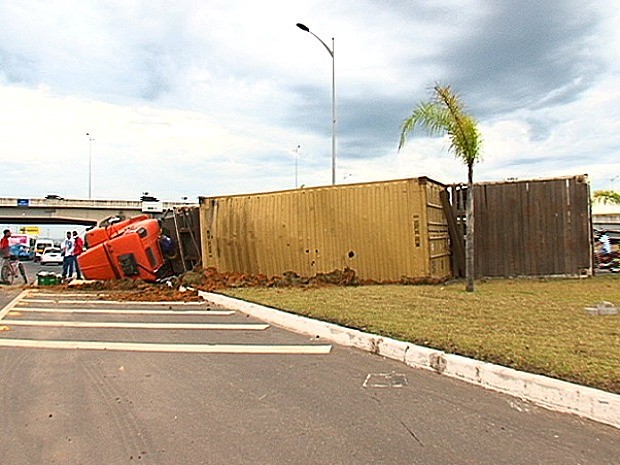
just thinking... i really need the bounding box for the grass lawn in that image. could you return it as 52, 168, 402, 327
223, 275, 620, 394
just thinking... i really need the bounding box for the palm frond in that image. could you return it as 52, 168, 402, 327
593, 190, 620, 205
398, 84, 481, 168
399, 102, 450, 150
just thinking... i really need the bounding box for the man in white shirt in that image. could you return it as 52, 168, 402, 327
599, 232, 612, 256
61, 231, 75, 279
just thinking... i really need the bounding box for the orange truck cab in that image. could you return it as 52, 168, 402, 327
78, 217, 167, 282
85, 214, 150, 248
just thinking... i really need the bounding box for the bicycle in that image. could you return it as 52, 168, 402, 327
1, 256, 27, 285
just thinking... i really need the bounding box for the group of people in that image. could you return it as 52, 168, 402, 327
61, 230, 84, 280
0, 229, 85, 284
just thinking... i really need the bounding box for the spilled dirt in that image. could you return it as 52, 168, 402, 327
52, 279, 204, 302
180, 266, 363, 291
180, 266, 444, 292
38, 267, 445, 302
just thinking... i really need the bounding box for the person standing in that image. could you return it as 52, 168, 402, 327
72, 230, 83, 279
0, 229, 10, 259
61, 231, 75, 279
599, 231, 612, 256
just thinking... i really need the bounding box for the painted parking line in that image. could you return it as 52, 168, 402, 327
1, 320, 269, 330
2, 291, 334, 356
0, 290, 29, 321
29, 292, 112, 297
0, 338, 332, 354
10, 307, 234, 316
20, 299, 210, 306
29, 292, 200, 300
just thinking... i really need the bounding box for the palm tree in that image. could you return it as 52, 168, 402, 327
593, 190, 620, 205
399, 84, 482, 292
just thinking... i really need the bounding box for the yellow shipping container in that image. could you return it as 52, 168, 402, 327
199, 177, 451, 281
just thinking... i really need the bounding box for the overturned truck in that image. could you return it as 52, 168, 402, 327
78, 215, 170, 282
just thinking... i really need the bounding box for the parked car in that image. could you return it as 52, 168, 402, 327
40, 247, 63, 266
34, 239, 55, 262
9, 244, 34, 261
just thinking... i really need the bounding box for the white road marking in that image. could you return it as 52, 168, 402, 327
20, 299, 209, 306
1, 320, 269, 330
0, 290, 29, 321
29, 292, 111, 297
2, 291, 333, 356
363, 372, 408, 388
11, 307, 234, 316
0, 338, 332, 354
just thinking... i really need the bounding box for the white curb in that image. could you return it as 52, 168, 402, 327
199, 291, 620, 429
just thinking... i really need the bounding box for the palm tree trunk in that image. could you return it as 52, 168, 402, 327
465, 163, 475, 292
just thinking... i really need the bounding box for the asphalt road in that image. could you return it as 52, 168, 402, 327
0, 286, 618, 465
23, 259, 62, 283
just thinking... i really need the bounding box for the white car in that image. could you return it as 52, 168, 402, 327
40, 247, 63, 265
34, 239, 54, 262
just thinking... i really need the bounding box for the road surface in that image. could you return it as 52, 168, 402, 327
0, 287, 618, 464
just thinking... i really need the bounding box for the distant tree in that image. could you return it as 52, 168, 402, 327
399, 84, 482, 292
593, 190, 620, 205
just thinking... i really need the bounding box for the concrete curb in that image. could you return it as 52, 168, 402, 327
199, 291, 620, 430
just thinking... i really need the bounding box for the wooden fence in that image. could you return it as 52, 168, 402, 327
447, 176, 592, 277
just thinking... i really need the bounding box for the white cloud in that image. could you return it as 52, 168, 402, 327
1, 0, 619, 207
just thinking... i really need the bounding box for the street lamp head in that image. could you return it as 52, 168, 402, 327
295, 20, 337, 185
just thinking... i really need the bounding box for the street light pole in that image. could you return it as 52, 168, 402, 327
86, 132, 94, 199
294, 144, 300, 188
296, 22, 337, 185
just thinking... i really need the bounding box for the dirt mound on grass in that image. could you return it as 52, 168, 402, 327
66, 279, 204, 302
181, 267, 362, 291
183, 267, 444, 291
45, 267, 445, 301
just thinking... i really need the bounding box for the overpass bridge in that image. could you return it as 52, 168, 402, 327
0, 197, 195, 227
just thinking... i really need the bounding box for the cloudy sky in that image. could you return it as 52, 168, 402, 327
1, 0, 619, 203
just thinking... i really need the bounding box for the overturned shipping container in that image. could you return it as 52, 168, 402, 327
199, 177, 451, 282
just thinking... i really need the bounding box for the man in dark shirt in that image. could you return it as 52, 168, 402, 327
72, 230, 84, 280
